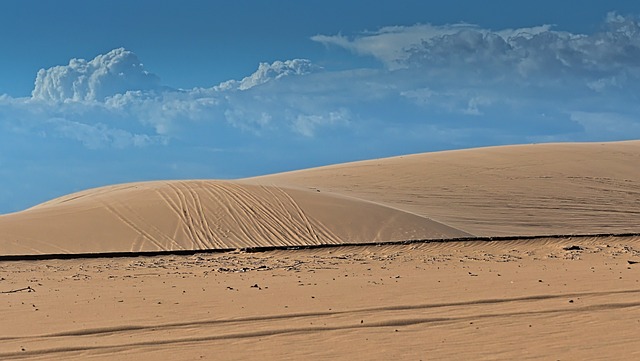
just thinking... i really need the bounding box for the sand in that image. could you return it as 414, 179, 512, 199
1, 237, 639, 360
2, 141, 639, 256
0, 181, 468, 256
1, 141, 639, 359
247, 141, 640, 236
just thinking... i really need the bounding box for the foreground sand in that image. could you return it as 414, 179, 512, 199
1, 236, 639, 360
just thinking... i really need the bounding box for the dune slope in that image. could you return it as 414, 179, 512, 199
247, 141, 640, 236
0, 181, 467, 256
0, 141, 638, 256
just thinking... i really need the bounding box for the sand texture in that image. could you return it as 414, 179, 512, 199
248, 141, 640, 236
0, 181, 467, 256
1, 237, 639, 360
1, 141, 640, 360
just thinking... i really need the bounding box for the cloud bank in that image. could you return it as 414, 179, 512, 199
1, 13, 640, 213
312, 12, 640, 78
9, 12, 640, 150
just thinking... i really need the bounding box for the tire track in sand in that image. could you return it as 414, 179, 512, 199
98, 200, 167, 251
2, 295, 639, 360
224, 183, 318, 247
199, 182, 299, 248
264, 185, 343, 245
165, 182, 209, 250
179, 181, 226, 249
110, 198, 185, 251
6, 288, 638, 341
200, 182, 261, 248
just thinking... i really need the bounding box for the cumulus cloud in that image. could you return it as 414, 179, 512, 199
217, 59, 321, 91
2, 52, 344, 149
32, 48, 161, 102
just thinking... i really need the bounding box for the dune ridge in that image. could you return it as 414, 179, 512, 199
1, 141, 638, 256
247, 141, 640, 236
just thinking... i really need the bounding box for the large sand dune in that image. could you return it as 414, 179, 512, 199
248, 141, 640, 236
0, 181, 467, 256
1, 141, 639, 256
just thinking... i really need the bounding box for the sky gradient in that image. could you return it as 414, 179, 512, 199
1, 1, 640, 213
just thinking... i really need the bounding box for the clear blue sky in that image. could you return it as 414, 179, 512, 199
1, 0, 640, 213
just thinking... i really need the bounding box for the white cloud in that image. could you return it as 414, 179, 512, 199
216, 59, 320, 91
32, 48, 161, 102
103, 90, 224, 135
4, 13, 640, 155
293, 109, 350, 137
2, 53, 344, 149
224, 107, 272, 134
463, 96, 493, 116
46, 118, 162, 149
586, 75, 624, 92
312, 24, 476, 70
312, 23, 552, 70
312, 13, 640, 80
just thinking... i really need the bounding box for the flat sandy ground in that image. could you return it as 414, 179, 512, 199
1, 236, 639, 360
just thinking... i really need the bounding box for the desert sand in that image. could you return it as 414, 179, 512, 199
1, 141, 639, 360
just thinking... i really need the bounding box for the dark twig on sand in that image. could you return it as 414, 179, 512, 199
1, 286, 36, 294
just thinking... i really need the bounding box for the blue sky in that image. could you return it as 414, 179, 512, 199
1, 1, 640, 214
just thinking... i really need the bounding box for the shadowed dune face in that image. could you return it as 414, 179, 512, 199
0, 181, 468, 256
0, 141, 638, 256
247, 141, 640, 236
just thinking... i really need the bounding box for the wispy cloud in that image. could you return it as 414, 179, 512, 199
312, 12, 640, 78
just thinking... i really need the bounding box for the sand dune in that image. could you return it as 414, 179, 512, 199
248, 141, 640, 236
0, 181, 467, 256
1, 141, 638, 256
